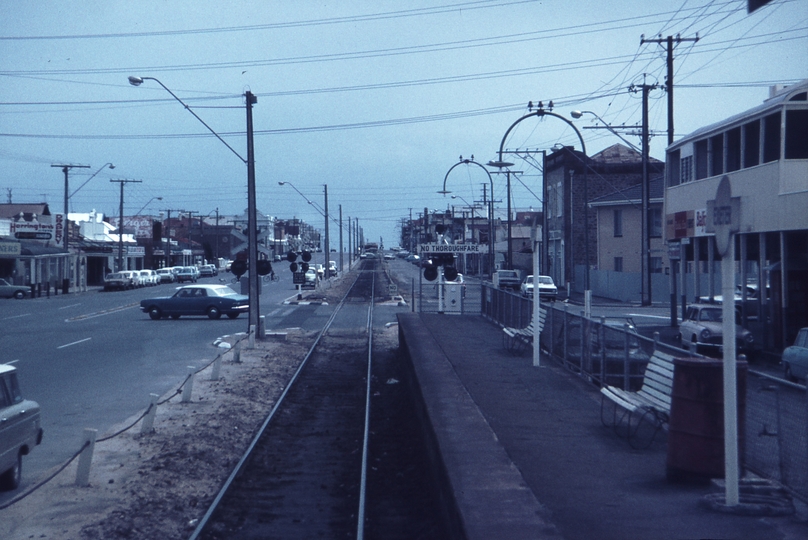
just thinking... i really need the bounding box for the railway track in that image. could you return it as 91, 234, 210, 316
191, 260, 449, 539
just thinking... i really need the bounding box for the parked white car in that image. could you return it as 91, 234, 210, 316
121, 270, 142, 287
140, 269, 159, 286
0, 364, 43, 490
156, 268, 176, 283
521, 275, 557, 301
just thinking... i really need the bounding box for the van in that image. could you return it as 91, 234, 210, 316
492, 269, 520, 290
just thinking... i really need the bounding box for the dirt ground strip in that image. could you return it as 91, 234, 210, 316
0, 332, 318, 540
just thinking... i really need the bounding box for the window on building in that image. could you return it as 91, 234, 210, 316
650, 208, 662, 238
763, 112, 781, 163
667, 149, 680, 186
614, 257, 623, 272
613, 209, 623, 237
709, 134, 724, 177
785, 109, 808, 160
743, 120, 760, 168
680, 155, 693, 183
695, 139, 709, 179
650, 257, 663, 273
726, 126, 741, 172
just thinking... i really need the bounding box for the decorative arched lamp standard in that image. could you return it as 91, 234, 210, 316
488, 104, 591, 313
128, 75, 261, 333
438, 156, 495, 278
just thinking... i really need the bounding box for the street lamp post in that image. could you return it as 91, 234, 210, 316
51, 163, 90, 250
128, 76, 260, 334
491, 105, 591, 316
439, 156, 495, 277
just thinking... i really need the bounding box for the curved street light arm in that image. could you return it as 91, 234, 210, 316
70, 162, 115, 199
128, 76, 247, 164
571, 110, 640, 152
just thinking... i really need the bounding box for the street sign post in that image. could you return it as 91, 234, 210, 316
706, 175, 741, 507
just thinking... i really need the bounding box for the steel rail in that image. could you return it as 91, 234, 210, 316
189, 267, 366, 540
356, 268, 375, 539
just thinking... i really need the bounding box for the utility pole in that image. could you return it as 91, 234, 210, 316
640, 34, 699, 146
184, 211, 199, 264
110, 178, 142, 272
323, 184, 330, 268
338, 204, 343, 273
215, 208, 220, 260
630, 77, 660, 306
52, 163, 90, 250
245, 90, 259, 333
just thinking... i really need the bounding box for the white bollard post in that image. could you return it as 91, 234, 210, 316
181, 366, 196, 403
141, 393, 159, 434
258, 315, 266, 339
210, 355, 221, 381
232, 342, 242, 363
75, 428, 97, 486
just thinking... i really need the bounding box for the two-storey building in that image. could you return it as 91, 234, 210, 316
664, 79, 808, 351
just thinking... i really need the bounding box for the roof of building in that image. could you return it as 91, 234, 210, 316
589, 175, 665, 207
0, 203, 52, 219
589, 143, 663, 165
670, 78, 808, 149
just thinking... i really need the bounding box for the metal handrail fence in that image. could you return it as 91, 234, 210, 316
481, 282, 808, 503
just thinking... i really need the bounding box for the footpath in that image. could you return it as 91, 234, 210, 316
397, 312, 807, 540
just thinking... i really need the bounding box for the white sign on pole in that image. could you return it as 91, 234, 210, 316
418, 243, 483, 254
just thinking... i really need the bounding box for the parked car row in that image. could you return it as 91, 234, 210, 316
103, 264, 224, 291
103, 269, 160, 291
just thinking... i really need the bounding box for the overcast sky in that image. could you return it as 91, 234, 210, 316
1, 0, 806, 248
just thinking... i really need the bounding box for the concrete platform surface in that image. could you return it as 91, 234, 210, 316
397, 312, 807, 540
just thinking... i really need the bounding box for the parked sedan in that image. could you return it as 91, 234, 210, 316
140, 284, 249, 320
0, 364, 43, 490
520, 275, 557, 301
175, 267, 198, 283
677, 304, 755, 356
0, 278, 31, 299
156, 268, 175, 283
783, 327, 808, 382
103, 272, 133, 291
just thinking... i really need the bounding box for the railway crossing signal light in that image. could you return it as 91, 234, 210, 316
231, 259, 247, 278
256, 260, 272, 276
287, 250, 311, 273
423, 253, 456, 282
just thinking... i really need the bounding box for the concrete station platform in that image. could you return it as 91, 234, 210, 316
396, 312, 805, 540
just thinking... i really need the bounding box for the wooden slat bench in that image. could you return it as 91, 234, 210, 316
600, 350, 675, 449
502, 306, 547, 354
